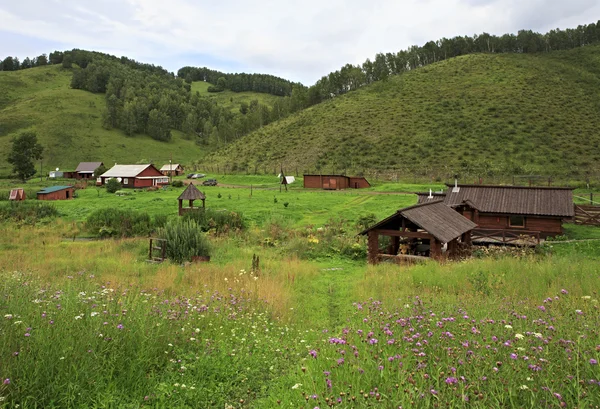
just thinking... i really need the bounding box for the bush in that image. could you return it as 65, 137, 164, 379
182, 209, 245, 234
0, 202, 58, 224
158, 219, 211, 263
86, 208, 153, 237
171, 180, 184, 188
106, 178, 122, 193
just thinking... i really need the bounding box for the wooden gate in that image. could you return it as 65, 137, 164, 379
148, 238, 167, 262
574, 205, 600, 226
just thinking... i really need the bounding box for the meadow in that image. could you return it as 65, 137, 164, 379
1, 178, 599, 408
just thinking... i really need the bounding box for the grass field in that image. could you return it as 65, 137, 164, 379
207, 45, 600, 179
191, 81, 283, 113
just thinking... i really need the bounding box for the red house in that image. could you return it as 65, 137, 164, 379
37, 186, 74, 200
99, 164, 169, 188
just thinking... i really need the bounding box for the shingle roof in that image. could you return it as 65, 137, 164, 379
416, 192, 447, 204
160, 164, 182, 171
443, 185, 574, 217
37, 186, 72, 194
100, 164, 152, 178
178, 183, 206, 201
360, 201, 477, 243
75, 162, 103, 173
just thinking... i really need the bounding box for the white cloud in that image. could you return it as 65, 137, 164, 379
1, 0, 598, 84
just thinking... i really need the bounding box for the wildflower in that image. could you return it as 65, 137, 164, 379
515, 333, 524, 340
533, 333, 543, 339
3, 379, 9, 385
369, 338, 378, 345
538, 306, 546, 312
576, 309, 583, 315
430, 389, 438, 395
445, 377, 458, 385
4, 314, 13, 319
582, 296, 591, 300
519, 385, 529, 390
561, 289, 568, 294
117, 324, 124, 330
309, 350, 317, 358
510, 353, 518, 360
91, 312, 99, 317
590, 359, 598, 365
24, 333, 31, 337
504, 325, 513, 329
75, 315, 83, 320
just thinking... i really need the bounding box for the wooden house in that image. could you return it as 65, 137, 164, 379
37, 186, 74, 200
178, 183, 206, 215
99, 164, 169, 188
303, 174, 370, 190
417, 185, 575, 241
360, 201, 477, 263
160, 163, 184, 176
75, 162, 103, 179
9, 188, 26, 201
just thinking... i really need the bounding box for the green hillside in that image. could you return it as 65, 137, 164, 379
191, 81, 283, 113
206, 46, 600, 179
0, 65, 209, 175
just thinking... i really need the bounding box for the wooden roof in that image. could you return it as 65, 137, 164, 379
178, 183, 206, 201
75, 162, 103, 173
416, 192, 447, 204
360, 201, 477, 243
443, 184, 574, 217
160, 164, 182, 171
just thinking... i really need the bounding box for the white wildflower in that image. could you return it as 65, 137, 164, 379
195, 328, 200, 333
582, 296, 591, 300
519, 385, 529, 390
533, 333, 542, 339
91, 312, 99, 317
515, 333, 524, 339
504, 325, 513, 329
291, 383, 302, 390
13, 321, 22, 325
74, 315, 83, 320
4, 314, 13, 319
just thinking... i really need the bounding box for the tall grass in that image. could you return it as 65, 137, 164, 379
182, 208, 245, 234
86, 208, 154, 237
158, 219, 211, 263
0, 201, 58, 223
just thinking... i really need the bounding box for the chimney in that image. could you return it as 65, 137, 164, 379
452, 175, 460, 193
428, 188, 433, 199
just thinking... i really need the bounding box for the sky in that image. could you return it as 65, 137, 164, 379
1, 0, 599, 84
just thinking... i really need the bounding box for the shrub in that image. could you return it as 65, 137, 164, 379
0, 202, 58, 224
105, 178, 122, 193
158, 219, 211, 263
86, 208, 153, 237
171, 180, 184, 188
182, 209, 245, 234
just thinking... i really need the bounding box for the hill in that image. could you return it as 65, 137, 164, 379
205, 45, 600, 180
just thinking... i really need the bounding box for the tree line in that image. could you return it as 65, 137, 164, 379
305, 20, 600, 105
177, 66, 296, 96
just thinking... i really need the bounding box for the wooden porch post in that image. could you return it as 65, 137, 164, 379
189, 199, 194, 209
367, 231, 379, 264
430, 239, 441, 260
178, 199, 183, 216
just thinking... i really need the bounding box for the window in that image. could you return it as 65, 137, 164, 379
509, 215, 525, 228
123, 178, 129, 185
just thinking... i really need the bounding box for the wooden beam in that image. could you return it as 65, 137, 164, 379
374, 229, 433, 239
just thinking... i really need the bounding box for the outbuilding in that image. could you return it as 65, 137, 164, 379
360, 201, 476, 263
160, 163, 184, 176
75, 162, 104, 179
99, 164, 169, 188
303, 174, 370, 190
178, 183, 206, 215
37, 186, 74, 201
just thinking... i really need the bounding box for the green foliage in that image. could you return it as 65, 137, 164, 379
171, 180, 184, 188
158, 219, 211, 263
0, 201, 58, 224
86, 208, 153, 237
105, 178, 121, 193
355, 212, 378, 231
93, 164, 107, 177
181, 209, 245, 234
6, 131, 44, 182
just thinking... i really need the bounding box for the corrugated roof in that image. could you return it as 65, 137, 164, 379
360, 201, 476, 243
37, 185, 72, 194
101, 164, 152, 178
76, 162, 103, 173
178, 184, 206, 201
443, 185, 574, 217
160, 164, 181, 171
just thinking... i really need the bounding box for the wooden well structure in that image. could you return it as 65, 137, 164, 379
360, 201, 477, 263
178, 183, 206, 216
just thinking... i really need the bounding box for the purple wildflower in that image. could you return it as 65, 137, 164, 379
117, 324, 124, 330
445, 377, 458, 385
3, 378, 9, 385
510, 353, 518, 360
590, 359, 598, 365
369, 338, 378, 345
561, 289, 568, 294
309, 350, 318, 358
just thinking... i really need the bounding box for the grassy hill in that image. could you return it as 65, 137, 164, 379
191, 81, 283, 113
206, 45, 600, 179
0, 65, 209, 176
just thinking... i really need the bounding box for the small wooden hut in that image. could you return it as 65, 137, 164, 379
178, 183, 206, 215
359, 201, 476, 263
37, 186, 74, 201
9, 188, 26, 201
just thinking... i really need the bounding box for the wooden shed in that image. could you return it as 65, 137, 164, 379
9, 188, 26, 201
37, 185, 74, 201
100, 164, 169, 188
360, 201, 476, 263
443, 185, 574, 240
303, 174, 370, 190
178, 183, 206, 215
75, 162, 103, 179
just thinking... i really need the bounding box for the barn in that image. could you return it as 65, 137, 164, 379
160, 163, 184, 176
360, 201, 476, 263
417, 184, 575, 240
99, 164, 169, 188
37, 186, 74, 201
303, 174, 370, 190
75, 162, 104, 179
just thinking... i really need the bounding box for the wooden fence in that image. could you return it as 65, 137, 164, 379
574, 205, 600, 226
471, 229, 540, 245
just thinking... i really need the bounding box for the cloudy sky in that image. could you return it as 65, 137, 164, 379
1, 0, 598, 84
